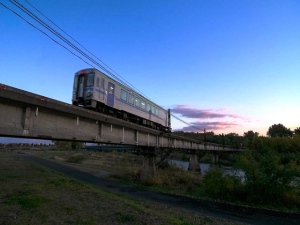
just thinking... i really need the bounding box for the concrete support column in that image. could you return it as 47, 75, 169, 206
212, 152, 220, 165
188, 154, 201, 173
140, 148, 157, 182
22, 107, 31, 136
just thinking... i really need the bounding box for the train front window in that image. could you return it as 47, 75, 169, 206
86, 73, 94, 87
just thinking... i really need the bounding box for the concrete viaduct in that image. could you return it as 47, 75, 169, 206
0, 83, 243, 178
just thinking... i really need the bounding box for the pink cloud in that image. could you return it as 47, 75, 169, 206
171, 105, 245, 120
170, 105, 245, 132
176, 121, 240, 132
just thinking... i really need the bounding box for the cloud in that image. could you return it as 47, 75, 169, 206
170, 105, 246, 133
177, 121, 240, 132
171, 105, 244, 120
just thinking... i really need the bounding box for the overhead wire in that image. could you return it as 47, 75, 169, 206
12, 0, 154, 103
3, 0, 204, 132
0, 2, 94, 68
10, 0, 129, 87
5, 0, 151, 103
21, 0, 146, 96
23, 0, 144, 95
171, 113, 203, 131
10, 0, 141, 92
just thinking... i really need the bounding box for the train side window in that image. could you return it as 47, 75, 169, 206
128, 94, 134, 104
121, 89, 127, 101
155, 108, 159, 116
135, 98, 140, 107
101, 78, 105, 89
151, 105, 155, 114
146, 103, 151, 112
96, 77, 99, 87
141, 101, 146, 110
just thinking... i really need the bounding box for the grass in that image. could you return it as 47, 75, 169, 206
0, 150, 240, 225
5, 191, 49, 210
34, 149, 300, 213
65, 153, 87, 163
115, 212, 136, 223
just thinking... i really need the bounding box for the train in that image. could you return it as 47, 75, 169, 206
72, 68, 171, 132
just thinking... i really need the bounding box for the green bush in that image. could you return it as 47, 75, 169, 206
236, 150, 300, 206
202, 167, 241, 201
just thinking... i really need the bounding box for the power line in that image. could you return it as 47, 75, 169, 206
23, 0, 140, 94
21, 0, 147, 97
3, 0, 148, 101
12, 0, 155, 103
10, 0, 130, 88
3, 0, 203, 132
171, 113, 203, 131
11, 2, 105, 73
0, 2, 94, 68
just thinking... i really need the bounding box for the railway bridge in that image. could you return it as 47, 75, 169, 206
0, 84, 243, 179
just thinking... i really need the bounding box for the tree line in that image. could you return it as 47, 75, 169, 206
174, 123, 300, 149
175, 124, 300, 209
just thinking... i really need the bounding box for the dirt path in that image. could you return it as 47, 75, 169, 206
19, 153, 300, 225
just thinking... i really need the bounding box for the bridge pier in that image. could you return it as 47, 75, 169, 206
188, 152, 201, 173
212, 152, 220, 165
140, 147, 157, 182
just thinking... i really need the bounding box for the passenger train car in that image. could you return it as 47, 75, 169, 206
72, 68, 171, 132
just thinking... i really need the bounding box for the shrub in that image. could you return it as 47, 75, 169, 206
202, 167, 241, 201
235, 150, 300, 206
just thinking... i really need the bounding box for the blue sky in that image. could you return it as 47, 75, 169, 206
1, 0, 300, 142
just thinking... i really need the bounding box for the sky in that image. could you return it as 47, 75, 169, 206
1, 0, 300, 143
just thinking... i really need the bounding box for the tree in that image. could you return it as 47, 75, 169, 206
225, 133, 243, 148
294, 127, 300, 135
243, 130, 259, 140
235, 150, 299, 205
243, 131, 260, 150
267, 124, 293, 138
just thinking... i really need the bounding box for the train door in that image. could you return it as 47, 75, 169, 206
77, 75, 85, 98
107, 82, 115, 107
